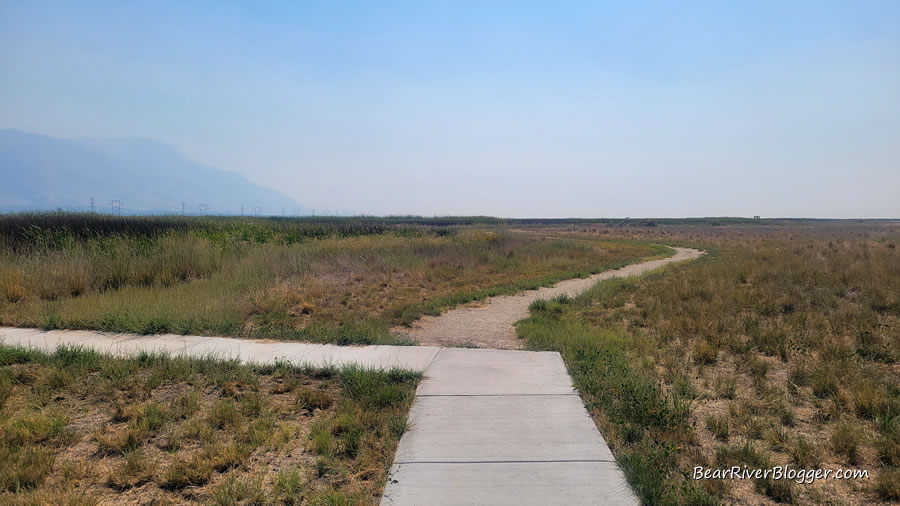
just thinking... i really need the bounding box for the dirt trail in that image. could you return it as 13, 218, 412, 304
392, 247, 704, 349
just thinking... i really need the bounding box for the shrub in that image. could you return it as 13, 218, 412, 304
160, 455, 213, 489
106, 449, 154, 490
786, 435, 822, 468
693, 339, 718, 365
831, 420, 863, 464
874, 468, 900, 501
213, 476, 265, 505
274, 467, 305, 505
705, 414, 730, 441
0, 446, 55, 491
756, 477, 794, 504
714, 374, 736, 399
296, 388, 333, 411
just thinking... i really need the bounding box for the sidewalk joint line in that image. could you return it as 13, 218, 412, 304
395, 459, 617, 464
416, 393, 578, 397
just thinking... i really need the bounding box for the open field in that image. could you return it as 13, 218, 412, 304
0, 213, 661, 344
0, 343, 420, 504
517, 222, 899, 504
3, 214, 898, 504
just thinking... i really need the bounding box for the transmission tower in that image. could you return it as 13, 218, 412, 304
109, 200, 123, 215
89, 197, 96, 213
198, 204, 208, 215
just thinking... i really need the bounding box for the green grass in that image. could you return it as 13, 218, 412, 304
1, 213, 662, 345
0, 343, 420, 504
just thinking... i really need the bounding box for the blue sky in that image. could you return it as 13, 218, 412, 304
2, 0, 898, 217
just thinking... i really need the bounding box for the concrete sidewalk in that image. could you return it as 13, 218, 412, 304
1, 327, 637, 504
382, 348, 637, 505
0, 249, 704, 503
0, 327, 440, 371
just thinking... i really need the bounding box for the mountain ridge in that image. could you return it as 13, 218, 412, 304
0, 129, 307, 215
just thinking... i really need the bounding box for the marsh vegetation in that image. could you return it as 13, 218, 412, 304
4, 214, 897, 504
0, 213, 658, 344
518, 222, 899, 504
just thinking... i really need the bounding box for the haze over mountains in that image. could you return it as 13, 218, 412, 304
0, 129, 306, 215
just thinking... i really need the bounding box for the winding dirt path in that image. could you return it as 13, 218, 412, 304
392, 247, 704, 349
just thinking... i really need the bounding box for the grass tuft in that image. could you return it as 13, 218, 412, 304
705, 414, 730, 441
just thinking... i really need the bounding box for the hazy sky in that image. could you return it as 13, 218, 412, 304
2, 1, 898, 218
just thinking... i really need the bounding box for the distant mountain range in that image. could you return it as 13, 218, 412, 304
0, 129, 306, 215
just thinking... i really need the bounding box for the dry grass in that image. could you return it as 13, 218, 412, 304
518, 221, 899, 505
0, 343, 420, 504
0, 215, 660, 345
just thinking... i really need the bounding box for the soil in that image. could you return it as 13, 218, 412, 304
392, 247, 704, 349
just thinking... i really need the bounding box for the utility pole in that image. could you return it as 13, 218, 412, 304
282, 207, 285, 216
89, 197, 95, 213
241, 205, 244, 216
182, 202, 186, 215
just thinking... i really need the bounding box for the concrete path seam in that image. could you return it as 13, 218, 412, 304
416, 393, 580, 397
396, 459, 619, 464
